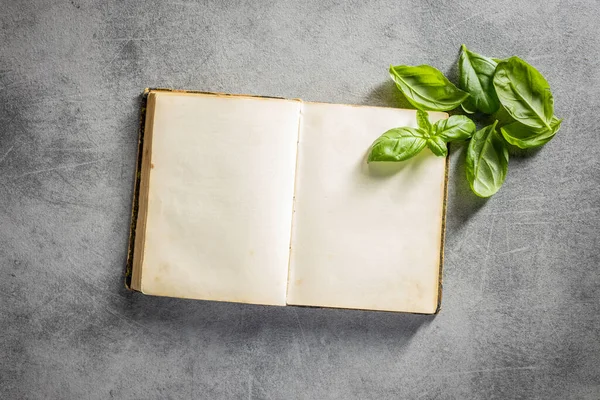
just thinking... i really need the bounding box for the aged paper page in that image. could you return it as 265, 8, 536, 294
140, 92, 300, 306
287, 102, 447, 313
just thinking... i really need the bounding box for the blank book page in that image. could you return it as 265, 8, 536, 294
140, 92, 301, 306
286, 102, 447, 313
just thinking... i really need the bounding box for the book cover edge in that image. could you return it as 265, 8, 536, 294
124, 88, 152, 290
434, 144, 450, 314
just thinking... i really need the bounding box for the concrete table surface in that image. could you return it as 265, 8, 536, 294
1, 1, 599, 399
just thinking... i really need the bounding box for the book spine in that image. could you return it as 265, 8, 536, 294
124, 89, 151, 290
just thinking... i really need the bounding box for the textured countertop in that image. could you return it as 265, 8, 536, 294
1, 1, 599, 399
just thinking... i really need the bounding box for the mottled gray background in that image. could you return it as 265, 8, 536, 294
1, 0, 599, 399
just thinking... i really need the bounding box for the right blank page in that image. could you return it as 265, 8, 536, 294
287, 102, 447, 313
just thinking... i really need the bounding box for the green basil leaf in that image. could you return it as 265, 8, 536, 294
427, 136, 448, 157
458, 45, 500, 114
368, 127, 427, 162
389, 64, 470, 111
492, 104, 518, 126
500, 116, 562, 148
433, 115, 476, 141
493, 56, 554, 130
491, 57, 504, 63
416, 110, 432, 132
466, 121, 509, 197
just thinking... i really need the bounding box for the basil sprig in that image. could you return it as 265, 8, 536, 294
368, 111, 476, 162
368, 45, 562, 197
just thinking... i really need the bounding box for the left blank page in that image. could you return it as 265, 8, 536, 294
139, 91, 301, 306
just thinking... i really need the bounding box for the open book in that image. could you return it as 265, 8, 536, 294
126, 89, 448, 314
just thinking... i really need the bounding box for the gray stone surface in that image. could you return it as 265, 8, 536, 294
1, 0, 599, 398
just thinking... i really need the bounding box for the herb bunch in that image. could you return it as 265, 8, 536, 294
368, 45, 562, 197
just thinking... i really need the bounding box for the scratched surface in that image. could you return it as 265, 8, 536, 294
1, 1, 599, 399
